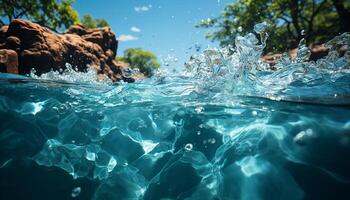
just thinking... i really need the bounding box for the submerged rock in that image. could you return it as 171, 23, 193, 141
0, 19, 134, 82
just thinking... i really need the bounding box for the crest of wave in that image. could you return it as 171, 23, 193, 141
30, 63, 112, 85
185, 22, 350, 104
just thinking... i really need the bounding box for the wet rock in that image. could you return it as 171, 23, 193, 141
0, 49, 18, 74
289, 48, 298, 60
0, 25, 8, 43
262, 42, 348, 65
261, 52, 282, 69
309, 43, 329, 61
0, 19, 133, 82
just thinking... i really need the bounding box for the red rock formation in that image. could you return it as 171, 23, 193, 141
262, 42, 348, 65
0, 49, 18, 74
261, 52, 282, 65
0, 26, 8, 44
309, 43, 329, 61
0, 19, 134, 82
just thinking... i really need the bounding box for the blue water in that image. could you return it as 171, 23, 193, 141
0, 28, 350, 200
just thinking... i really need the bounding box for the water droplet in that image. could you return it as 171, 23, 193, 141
253, 21, 269, 34
71, 187, 81, 198
194, 43, 201, 52
184, 143, 193, 151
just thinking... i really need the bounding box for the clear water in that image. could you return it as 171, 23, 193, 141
0, 26, 350, 200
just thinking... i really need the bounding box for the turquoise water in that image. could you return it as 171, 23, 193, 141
0, 27, 350, 200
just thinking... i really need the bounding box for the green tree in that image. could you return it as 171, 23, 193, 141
196, 0, 350, 53
0, 0, 79, 31
80, 14, 109, 28
117, 48, 160, 76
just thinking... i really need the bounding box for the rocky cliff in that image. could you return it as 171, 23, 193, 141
0, 19, 134, 82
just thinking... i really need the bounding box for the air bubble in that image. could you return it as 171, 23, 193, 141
184, 143, 193, 151
71, 187, 81, 198
253, 21, 269, 34
210, 138, 216, 144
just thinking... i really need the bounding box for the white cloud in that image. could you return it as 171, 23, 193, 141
117, 34, 138, 42
134, 4, 152, 13
131, 26, 141, 33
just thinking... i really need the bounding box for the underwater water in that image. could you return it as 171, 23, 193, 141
0, 25, 350, 200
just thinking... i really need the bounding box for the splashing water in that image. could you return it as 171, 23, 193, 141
185, 23, 350, 104
0, 23, 350, 200
30, 63, 113, 85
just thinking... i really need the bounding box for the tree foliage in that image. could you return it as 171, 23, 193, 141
80, 14, 109, 29
117, 48, 160, 76
0, 0, 79, 31
196, 0, 350, 52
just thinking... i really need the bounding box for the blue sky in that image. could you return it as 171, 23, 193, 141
74, 0, 233, 70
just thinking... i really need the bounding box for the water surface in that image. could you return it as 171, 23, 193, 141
0, 28, 350, 200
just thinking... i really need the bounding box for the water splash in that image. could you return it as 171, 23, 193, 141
185, 22, 350, 104
30, 63, 112, 85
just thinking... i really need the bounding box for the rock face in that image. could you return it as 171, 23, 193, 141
0, 49, 18, 74
262, 43, 349, 66
309, 43, 329, 61
0, 19, 133, 82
